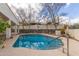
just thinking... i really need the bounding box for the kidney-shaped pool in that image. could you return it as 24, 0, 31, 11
13, 34, 63, 50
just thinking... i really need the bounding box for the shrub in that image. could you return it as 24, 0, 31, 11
0, 17, 10, 46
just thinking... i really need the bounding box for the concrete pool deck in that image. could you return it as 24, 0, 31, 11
0, 32, 79, 56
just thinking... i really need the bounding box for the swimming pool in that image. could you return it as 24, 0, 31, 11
13, 34, 63, 50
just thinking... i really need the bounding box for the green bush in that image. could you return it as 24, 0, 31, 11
0, 18, 10, 46
0, 18, 10, 32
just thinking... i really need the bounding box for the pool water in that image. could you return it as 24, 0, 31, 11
13, 34, 63, 50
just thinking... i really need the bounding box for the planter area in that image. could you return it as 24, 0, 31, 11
0, 33, 6, 48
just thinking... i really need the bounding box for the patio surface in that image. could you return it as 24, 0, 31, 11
0, 31, 79, 56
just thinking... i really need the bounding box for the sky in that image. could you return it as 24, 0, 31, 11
59, 3, 79, 24
9, 3, 79, 24
59, 3, 79, 19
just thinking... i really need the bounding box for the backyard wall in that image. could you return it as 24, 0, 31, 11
69, 29, 79, 40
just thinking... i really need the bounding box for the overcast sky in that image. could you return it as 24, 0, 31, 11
9, 3, 79, 24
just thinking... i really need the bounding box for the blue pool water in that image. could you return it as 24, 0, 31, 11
13, 34, 63, 50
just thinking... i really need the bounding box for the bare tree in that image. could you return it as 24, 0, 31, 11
40, 3, 66, 30
11, 5, 28, 29
16, 8, 27, 29
12, 4, 39, 30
